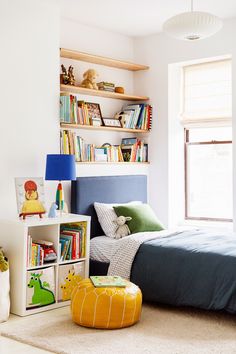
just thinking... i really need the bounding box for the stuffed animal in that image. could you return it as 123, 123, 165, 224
0, 249, 9, 272
81, 69, 98, 90
113, 216, 132, 239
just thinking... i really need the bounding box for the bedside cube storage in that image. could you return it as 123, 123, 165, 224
0, 214, 90, 316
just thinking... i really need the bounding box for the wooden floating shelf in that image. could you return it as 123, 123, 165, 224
60, 48, 149, 71
60, 123, 150, 134
75, 162, 150, 165
60, 84, 149, 101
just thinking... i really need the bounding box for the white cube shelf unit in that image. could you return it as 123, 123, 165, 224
0, 213, 91, 316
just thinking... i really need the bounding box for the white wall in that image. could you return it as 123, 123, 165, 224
134, 18, 236, 227
0, 0, 60, 218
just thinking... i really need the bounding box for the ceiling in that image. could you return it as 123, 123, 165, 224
60, 0, 236, 37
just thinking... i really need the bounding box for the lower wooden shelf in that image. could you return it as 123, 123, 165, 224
76, 161, 150, 165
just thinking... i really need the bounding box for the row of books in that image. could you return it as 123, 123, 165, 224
60, 95, 91, 125
61, 130, 148, 162
59, 223, 86, 262
118, 104, 152, 130
27, 235, 44, 267
60, 94, 152, 131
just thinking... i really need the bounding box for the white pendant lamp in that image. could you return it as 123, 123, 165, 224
163, 0, 223, 41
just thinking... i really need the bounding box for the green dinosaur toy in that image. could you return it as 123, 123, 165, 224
28, 272, 55, 306
0, 249, 9, 272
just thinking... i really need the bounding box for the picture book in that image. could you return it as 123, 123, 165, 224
90, 276, 126, 288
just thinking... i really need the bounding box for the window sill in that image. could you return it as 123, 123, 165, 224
178, 219, 233, 232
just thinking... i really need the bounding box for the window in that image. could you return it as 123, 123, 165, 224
182, 59, 232, 221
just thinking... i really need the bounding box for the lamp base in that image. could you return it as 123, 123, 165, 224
56, 182, 64, 213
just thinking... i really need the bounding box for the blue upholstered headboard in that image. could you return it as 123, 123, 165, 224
71, 175, 147, 238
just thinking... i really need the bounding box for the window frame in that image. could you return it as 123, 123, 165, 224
184, 128, 233, 222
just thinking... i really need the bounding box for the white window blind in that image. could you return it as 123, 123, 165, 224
182, 59, 232, 127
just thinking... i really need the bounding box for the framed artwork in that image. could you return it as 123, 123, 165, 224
86, 102, 103, 126
102, 117, 122, 128
15, 177, 46, 218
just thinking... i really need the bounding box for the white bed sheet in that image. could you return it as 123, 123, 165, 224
90, 236, 117, 263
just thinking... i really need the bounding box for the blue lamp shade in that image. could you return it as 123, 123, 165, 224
45, 154, 76, 181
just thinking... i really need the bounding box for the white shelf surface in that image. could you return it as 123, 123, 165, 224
2, 213, 91, 227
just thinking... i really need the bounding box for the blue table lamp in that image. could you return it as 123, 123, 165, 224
45, 154, 76, 213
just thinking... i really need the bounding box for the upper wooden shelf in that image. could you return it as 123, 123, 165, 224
60, 84, 149, 101
60, 48, 149, 71
60, 123, 150, 134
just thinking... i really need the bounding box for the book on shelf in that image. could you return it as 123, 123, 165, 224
60, 94, 152, 131
90, 276, 126, 288
59, 222, 87, 262
27, 235, 44, 267
116, 103, 152, 131
61, 130, 148, 163
97, 81, 115, 92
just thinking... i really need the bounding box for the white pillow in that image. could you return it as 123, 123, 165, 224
94, 201, 142, 238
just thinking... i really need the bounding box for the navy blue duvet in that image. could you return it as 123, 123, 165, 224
131, 230, 236, 313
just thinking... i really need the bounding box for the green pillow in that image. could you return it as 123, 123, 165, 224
113, 204, 164, 234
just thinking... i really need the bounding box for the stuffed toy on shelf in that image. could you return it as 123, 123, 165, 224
81, 69, 98, 90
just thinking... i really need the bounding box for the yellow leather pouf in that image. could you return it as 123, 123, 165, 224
71, 278, 142, 329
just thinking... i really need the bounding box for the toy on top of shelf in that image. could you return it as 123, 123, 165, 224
60, 64, 69, 85
68, 65, 75, 86
48, 202, 58, 218
60, 65, 75, 86
81, 69, 98, 90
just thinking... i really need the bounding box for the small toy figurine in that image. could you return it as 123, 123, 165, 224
60, 64, 69, 85
68, 65, 75, 86
81, 69, 98, 90
48, 202, 58, 218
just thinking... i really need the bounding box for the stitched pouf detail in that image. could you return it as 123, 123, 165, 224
71, 278, 142, 329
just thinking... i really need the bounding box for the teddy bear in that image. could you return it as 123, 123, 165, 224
113, 216, 132, 239
0, 249, 9, 272
80, 69, 98, 90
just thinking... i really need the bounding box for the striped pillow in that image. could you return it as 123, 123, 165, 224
94, 201, 142, 238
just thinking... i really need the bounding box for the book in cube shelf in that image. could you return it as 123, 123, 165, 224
27, 235, 44, 267
59, 222, 87, 262
90, 276, 126, 288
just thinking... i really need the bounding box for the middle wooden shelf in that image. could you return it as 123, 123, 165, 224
60, 123, 150, 134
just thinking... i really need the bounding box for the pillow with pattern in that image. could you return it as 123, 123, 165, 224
94, 201, 142, 238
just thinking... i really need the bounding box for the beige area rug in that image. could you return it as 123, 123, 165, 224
1, 304, 236, 354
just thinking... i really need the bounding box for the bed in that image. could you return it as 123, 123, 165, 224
71, 175, 236, 314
